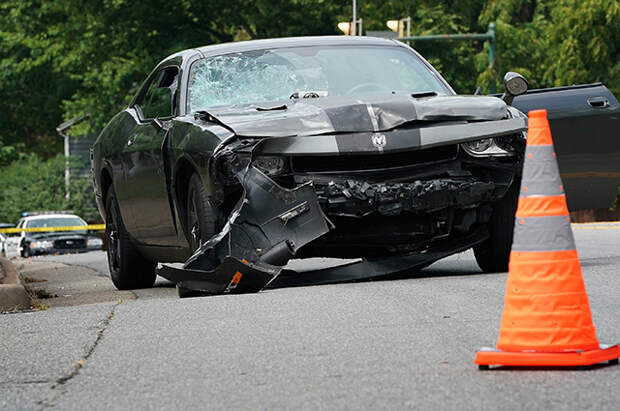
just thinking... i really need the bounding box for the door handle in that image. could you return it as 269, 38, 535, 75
127, 135, 137, 146
587, 96, 609, 108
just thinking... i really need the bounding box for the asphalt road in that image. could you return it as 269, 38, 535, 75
1, 224, 619, 410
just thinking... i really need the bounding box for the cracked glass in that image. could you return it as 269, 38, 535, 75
188, 46, 450, 112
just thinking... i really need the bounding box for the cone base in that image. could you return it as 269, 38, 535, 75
475, 344, 619, 368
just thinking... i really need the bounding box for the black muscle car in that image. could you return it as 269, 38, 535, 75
91, 36, 619, 296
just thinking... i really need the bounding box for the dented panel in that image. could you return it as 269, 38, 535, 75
198, 94, 509, 138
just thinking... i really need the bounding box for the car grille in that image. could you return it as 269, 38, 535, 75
291, 145, 458, 173
54, 239, 86, 249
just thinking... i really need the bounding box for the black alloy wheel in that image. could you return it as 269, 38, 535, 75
474, 182, 519, 273
185, 173, 218, 254
105, 188, 156, 290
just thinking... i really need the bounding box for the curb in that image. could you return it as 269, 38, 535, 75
0, 257, 31, 312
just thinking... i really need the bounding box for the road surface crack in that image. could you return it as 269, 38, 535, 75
38, 300, 122, 409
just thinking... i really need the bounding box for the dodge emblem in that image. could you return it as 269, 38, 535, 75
371, 133, 386, 149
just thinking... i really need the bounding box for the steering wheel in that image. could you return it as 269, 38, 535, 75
345, 82, 389, 95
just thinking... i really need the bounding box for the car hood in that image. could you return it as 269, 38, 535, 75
199, 94, 508, 138
28, 232, 90, 241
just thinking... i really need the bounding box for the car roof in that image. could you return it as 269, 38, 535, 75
23, 214, 83, 221
165, 35, 403, 62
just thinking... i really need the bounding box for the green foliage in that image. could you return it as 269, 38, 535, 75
1, 0, 617, 150
0, 0, 618, 207
0, 154, 98, 223
477, 0, 619, 95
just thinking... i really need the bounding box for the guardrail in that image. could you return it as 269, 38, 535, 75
0, 224, 105, 234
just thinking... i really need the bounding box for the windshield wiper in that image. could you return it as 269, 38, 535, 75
256, 104, 288, 111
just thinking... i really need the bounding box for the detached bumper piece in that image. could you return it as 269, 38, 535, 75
269, 226, 488, 288
157, 257, 278, 296
157, 166, 331, 297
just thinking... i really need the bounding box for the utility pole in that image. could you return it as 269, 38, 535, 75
352, 0, 357, 36
399, 22, 497, 92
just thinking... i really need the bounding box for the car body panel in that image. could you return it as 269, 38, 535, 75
509, 83, 620, 210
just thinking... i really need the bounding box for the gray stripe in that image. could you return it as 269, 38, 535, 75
519, 177, 565, 197
522, 159, 561, 183
366, 104, 380, 132
419, 118, 527, 149
365, 104, 383, 153
520, 145, 565, 196
259, 135, 340, 155
512, 215, 576, 252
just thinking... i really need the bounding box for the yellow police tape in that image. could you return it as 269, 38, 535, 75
0, 224, 106, 234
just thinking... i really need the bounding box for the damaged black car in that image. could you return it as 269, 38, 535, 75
91, 36, 620, 296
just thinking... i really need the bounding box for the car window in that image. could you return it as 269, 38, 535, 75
139, 67, 179, 119
187, 45, 451, 111
25, 217, 87, 228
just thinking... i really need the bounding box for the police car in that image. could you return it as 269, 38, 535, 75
15, 212, 103, 257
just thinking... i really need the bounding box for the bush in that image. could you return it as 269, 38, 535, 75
0, 154, 99, 224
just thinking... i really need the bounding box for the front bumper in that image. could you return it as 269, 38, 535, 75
160, 117, 527, 296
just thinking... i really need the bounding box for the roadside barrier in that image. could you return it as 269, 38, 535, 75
475, 109, 619, 369
0, 224, 105, 234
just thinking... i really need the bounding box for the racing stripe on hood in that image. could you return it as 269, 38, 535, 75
334, 128, 422, 154
200, 94, 508, 138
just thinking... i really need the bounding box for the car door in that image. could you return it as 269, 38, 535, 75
510, 83, 620, 210
119, 66, 179, 246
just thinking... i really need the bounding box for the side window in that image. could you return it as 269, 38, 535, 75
139, 67, 179, 119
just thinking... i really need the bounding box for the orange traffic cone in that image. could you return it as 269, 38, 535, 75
475, 109, 619, 368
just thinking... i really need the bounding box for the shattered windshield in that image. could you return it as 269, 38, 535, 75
187, 46, 451, 112
26, 217, 86, 228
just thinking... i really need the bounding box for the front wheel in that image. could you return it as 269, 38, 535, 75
20, 243, 29, 258
185, 173, 219, 253
105, 188, 156, 290
474, 183, 519, 273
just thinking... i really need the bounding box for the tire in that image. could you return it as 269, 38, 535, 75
20, 242, 29, 258
185, 173, 218, 253
105, 187, 156, 290
474, 183, 519, 273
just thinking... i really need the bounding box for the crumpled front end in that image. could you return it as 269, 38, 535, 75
159, 114, 527, 296
158, 141, 332, 295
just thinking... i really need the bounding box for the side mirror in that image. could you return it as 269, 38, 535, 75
502, 72, 528, 105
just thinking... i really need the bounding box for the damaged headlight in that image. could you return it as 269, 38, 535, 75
253, 156, 288, 176
461, 137, 515, 157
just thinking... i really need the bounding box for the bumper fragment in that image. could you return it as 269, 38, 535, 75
158, 162, 332, 296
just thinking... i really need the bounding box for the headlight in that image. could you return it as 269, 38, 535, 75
88, 238, 103, 247
463, 138, 492, 153
462, 137, 515, 157
31, 240, 53, 249
253, 156, 288, 176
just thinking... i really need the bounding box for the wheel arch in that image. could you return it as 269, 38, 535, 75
99, 166, 114, 221
174, 155, 201, 239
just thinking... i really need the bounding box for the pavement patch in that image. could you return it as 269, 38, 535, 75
17, 260, 135, 308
